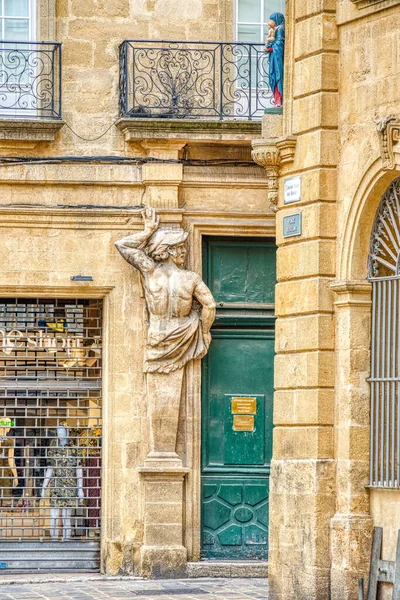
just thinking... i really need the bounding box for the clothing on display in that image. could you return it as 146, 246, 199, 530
47, 439, 81, 509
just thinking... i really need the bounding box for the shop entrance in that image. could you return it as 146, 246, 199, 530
0, 298, 102, 572
201, 238, 275, 560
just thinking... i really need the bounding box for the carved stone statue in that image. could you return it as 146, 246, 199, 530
115, 208, 216, 464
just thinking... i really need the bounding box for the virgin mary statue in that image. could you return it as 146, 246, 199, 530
266, 12, 285, 108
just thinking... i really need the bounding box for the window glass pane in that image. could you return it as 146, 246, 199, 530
264, 0, 285, 23
4, 19, 29, 40
238, 24, 261, 43
238, 0, 260, 23
5, 0, 29, 17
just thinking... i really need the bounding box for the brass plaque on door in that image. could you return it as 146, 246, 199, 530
233, 415, 255, 431
232, 397, 256, 415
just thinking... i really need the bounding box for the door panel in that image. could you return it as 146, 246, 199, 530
201, 237, 275, 561
202, 332, 273, 472
202, 477, 269, 559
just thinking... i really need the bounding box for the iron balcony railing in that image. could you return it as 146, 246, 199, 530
0, 41, 62, 119
119, 40, 274, 120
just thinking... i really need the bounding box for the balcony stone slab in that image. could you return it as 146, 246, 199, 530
0, 119, 64, 148
116, 118, 262, 147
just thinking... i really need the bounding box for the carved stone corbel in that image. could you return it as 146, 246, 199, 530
251, 136, 296, 212
376, 115, 400, 170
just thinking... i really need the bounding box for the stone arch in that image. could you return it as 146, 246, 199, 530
338, 155, 400, 282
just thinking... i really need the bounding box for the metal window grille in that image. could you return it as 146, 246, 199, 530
0, 298, 102, 542
369, 177, 400, 488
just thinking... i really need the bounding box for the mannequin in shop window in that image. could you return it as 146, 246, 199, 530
0, 418, 18, 507
41, 424, 84, 540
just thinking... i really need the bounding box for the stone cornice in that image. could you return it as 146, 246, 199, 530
0, 206, 184, 229
331, 280, 372, 308
0, 285, 114, 298
330, 280, 372, 294
0, 118, 64, 146
116, 118, 261, 145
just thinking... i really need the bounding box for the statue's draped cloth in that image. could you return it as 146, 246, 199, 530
145, 310, 209, 373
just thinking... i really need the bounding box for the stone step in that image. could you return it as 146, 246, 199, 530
187, 561, 268, 578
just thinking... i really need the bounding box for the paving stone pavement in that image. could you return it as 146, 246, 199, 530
0, 578, 268, 600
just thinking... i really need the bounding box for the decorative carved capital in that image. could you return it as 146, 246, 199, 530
376, 115, 400, 170
251, 136, 296, 212
251, 143, 281, 170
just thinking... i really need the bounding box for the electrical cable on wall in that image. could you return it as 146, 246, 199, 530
0, 155, 257, 168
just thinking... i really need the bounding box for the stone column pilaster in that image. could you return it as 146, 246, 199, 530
141, 141, 185, 209
255, 2, 340, 598
330, 281, 373, 600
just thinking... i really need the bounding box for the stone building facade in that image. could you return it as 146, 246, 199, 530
0, 0, 400, 598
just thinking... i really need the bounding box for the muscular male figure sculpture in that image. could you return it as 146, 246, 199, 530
115, 208, 216, 463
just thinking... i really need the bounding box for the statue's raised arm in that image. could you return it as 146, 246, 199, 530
114, 208, 159, 274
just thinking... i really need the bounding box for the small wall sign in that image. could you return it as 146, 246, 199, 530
283, 213, 302, 238
233, 415, 255, 432
231, 397, 257, 415
284, 176, 301, 204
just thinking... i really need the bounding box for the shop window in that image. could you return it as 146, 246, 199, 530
0, 298, 102, 543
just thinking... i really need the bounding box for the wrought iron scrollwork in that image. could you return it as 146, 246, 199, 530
0, 42, 61, 119
119, 40, 273, 120
369, 177, 400, 278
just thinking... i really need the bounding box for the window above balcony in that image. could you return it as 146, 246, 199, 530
0, 1, 63, 145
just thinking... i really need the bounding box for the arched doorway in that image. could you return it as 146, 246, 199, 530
368, 176, 400, 489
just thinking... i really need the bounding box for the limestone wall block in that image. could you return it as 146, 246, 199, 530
145, 481, 183, 503
280, 170, 337, 210
294, 0, 336, 21
336, 386, 370, 426
294, 53, 338, 98
181, 186, 268, 213
337, 425, 370, 462
145, 503, 183, 525
56, 0, 69, 17
275, 350, 335, 389
291, 130, 339, 170
294, 14, 338, 61
335, 460, 370, 514
330, 515, 373, 600
275, 278, 334, 317
335, 307, 371, 352
277, 240, 336, 280
275, 313, 334, 353
292, 92, 338, 135
144, 524, 183, 546
270, 458, 335, 497
70, 0, 131, 18
273, 426, 334, 459
274, 389, 334, 426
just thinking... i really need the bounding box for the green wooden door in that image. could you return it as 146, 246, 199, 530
201, 238, 276, 560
